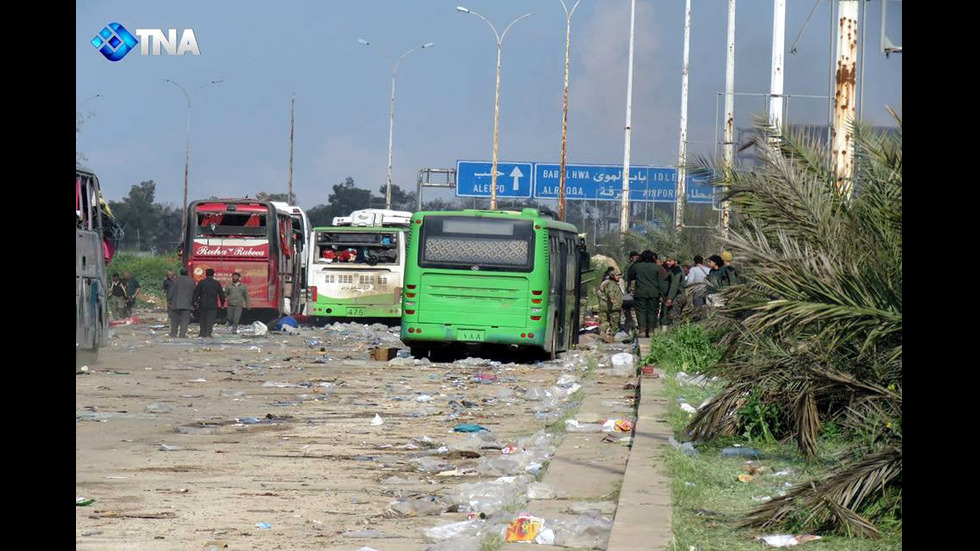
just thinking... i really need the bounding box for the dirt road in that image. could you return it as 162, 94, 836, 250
76, 315, 637, 550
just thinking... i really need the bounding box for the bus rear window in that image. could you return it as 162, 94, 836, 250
420, 216, 534, 272
196, 212, 268, 237
315, 232, 399, 265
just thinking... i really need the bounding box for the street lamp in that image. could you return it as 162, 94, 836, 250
557, 0, 582, 221
457, 6, 532, 210
358, 39, 434, 210
160, 77, 222, 229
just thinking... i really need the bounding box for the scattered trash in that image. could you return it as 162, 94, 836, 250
237, 416, 260, 424
262, 381, 300, 388
254, 522, 272, 530
341, 529, 395, 538
609, 353, 635, 377
501, 444, 519, 454
421, 520, 483, 543
251, 321, 268, 336
81, 530, 103, 537
388, 495, 452, 517
381, 476, 421, 485
473, 373, 498, 384
453, 424, 488, 433
679, 402, 698, 413
145, 403, 172, 413
567, 501, 617, 515
158, 444, 181, 452
415, 394, 433, 403
370, 414, 384, 426
416, 456, 452, 473
737, 473, 754, 483
668, 436, 700, 457
76, 496, 95, 506
602, 419, 634, 432
721, 446, 762, 458
202, 541, 228, 551
565, 419, 603, 433
552, 514, 614, 548
527, 481, 562, 499
755, 534, 822, 547
370, 347, 399, 361
505, 513, 545, 543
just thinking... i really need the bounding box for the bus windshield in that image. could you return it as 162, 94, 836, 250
196, 211, 268, 237
419, 216, 534, 272
315, 231, 399, 265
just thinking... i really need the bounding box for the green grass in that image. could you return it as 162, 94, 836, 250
107, 252, 181, 305
480, 532, 505, 551
644, 323, 724, 375
653, 323, 902, 549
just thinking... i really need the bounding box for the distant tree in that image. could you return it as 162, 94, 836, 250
378, 184, 417, 212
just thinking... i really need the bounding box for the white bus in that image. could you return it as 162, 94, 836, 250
306, 209, 411, 321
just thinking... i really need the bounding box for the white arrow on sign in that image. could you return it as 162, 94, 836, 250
509, 166, 524, 191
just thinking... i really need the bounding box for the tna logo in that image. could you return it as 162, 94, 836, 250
92, 23, 200, 62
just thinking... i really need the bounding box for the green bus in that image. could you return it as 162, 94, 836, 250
400, 208, 586, 360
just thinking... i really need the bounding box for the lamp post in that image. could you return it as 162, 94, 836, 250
557, 0, 582, 221
457, 6, 532, 210
160, 77, 222, 228
358, 39, 434, 210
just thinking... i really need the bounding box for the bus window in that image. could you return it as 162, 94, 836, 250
197, 212, 267, 237
419, 216, 534, 272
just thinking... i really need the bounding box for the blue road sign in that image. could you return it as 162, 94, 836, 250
534, 164, 653, 202
685, 172, 715, 204
456, 160, 533, 199
535, 164, 716, 203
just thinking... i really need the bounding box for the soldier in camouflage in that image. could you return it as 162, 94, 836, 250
662, 253, 687, 328
595, 267, 624, 343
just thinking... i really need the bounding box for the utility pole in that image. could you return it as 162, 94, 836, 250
675, 0, 692, 230
619, 0, 637, 234
833, 0, 859, 196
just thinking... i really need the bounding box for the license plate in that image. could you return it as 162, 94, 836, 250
457, 329, 485, 342
346, 307, 366, 317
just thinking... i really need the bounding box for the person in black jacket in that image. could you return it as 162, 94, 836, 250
168, 268, 197, 338
193, 268, 226, 338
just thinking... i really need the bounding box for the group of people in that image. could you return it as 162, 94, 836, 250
593, 250, 740, 342
162, 268, 251, 338
108, 271, 141, 320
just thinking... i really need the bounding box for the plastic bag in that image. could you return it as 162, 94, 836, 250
421, 520, 483, 543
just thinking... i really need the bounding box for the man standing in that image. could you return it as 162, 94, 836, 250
109, 273, 128, 320
628, 250, 663, 338
595, 268, 624, 343
193, 268, 226, 338
621, 251, 639, 334
168, 268, 196, 338
663, 253, 687, 328
686, 255, 711, 308
122, 271, 141, 317
224, 272, 250, 334
162, 269, 176, 323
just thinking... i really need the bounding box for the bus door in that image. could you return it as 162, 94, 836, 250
549, 233, 568, 350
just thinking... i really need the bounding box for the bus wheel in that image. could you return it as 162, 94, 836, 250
547, 325, 558, 361
410, 346, 430, 360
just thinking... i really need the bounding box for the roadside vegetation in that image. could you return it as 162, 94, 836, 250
646, 113, 902, 548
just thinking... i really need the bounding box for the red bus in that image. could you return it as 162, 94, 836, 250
182, 199, 307, 321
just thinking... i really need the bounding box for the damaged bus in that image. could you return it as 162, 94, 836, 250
182, 199, 308, 321
306, 209, 412, 322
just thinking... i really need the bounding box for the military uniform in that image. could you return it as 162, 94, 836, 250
629, 261, 663, 336
109, 279, 128, 320
224, 281, 250, 333
663, 260, 687, 326
595, 276, 624, 341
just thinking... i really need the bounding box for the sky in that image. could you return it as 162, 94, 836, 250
76, 0, 902, 210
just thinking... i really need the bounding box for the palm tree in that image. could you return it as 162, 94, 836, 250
687, 110, 902, 536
